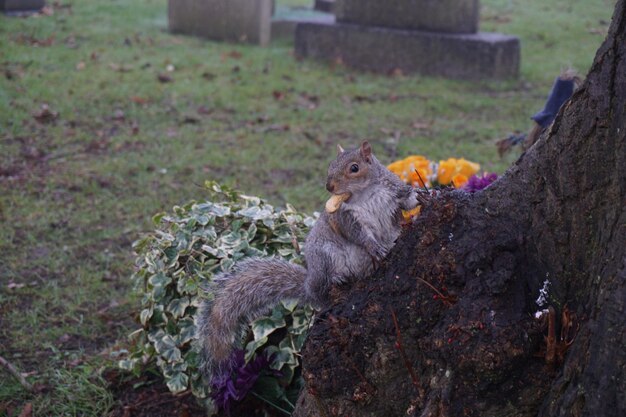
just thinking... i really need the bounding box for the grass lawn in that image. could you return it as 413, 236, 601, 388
0, 0, 615, 415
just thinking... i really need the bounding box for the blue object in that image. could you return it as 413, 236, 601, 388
531, 77, 575, 128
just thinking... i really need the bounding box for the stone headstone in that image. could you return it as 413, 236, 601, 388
296, 23, 519, 80
335, 0, 479, 34
295, 0, 520, 80
272, 6, 335, 41
0, 0, 45, 13
168, 0, 273, 46
314, 0, 335, 14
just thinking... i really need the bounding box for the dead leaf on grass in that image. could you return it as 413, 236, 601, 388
18, 403, 32, 417
33, 104, 59, 124
112, 109, 126, 121
588, 27, 608, 35
196, 106, 213, 115
180, 115, 200, 125
157, 73, 173, 83
109, 63, 133, 72
222, 50, 243, 60
14, 34, 55, 47
130, 96, 149, 105
75, 61, 85, 71
272, 90, 285, 101
412, 120, 433, 130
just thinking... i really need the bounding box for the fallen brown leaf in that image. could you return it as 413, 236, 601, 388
33, 104, 59, 124
18, 403, 32, 417
157, 73, 173, 83
130, 96, 148, 105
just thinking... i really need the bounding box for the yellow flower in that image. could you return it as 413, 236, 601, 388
456, 158, 480, 178
402, 206, 421, 221
437, 159, 457, 185
452, 173, 469, 188
388, 155, 432, 187
437, 158, 480, 185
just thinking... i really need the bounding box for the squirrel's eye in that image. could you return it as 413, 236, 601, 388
350, 163, 359, 173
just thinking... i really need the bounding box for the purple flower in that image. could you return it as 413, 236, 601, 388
209, 350, 274, 414
462, 173, 498, 193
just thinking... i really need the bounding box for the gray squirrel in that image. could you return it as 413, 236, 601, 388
197, 141, 421, 375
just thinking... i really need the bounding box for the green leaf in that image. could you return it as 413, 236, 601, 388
152, 212, 166, 225
166, 372, 189, 393
140, 306, 153, 326
251, 315, 286, 341
177, 317, 197, 345
155, 335, 182, 362
244, 337, 268, 362
118, 358, 139, 371
253, 376, 291, 411
167, 297, 190, 319
281, 300, 298, 313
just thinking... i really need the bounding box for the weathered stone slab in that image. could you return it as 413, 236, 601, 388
0, 0, 45, 12
295, 22, 520, 80
271, 7, 335, 41
314, 0, 335, 14
167, 0, 273, 46
335, 0, 479, 34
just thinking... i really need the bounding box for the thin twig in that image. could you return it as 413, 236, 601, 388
0, 354, 34, 392
416, 276, 448, 301
390, 308, 424, 399
414, 169, 430, 193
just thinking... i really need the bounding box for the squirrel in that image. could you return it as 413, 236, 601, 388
196, 141, 421, 375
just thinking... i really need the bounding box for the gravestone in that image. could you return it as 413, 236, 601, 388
0, 0, 45, 13
271, 5, 335, 41
314, 0, 335, 14
295, 0, 520, 80
168, 0, 273, 46
335, 0, 479, 33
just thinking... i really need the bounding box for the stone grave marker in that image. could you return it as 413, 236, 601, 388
168, 0, 274, 46
295, 0, 520, 80
1, 0, 45, 13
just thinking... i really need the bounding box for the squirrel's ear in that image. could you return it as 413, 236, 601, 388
337, 144, 345, 155
360, 141, 372, 162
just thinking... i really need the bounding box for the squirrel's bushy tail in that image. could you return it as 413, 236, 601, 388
197, 257, 307, 376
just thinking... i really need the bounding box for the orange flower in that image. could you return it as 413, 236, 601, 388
437, 159, 457, 185
437, 158, 480, 185
388, 155, 432, 187
451, 173, 469, 188
456, 158, 480, 178
402, 206, 421, 221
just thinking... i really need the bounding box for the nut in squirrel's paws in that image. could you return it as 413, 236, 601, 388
325, 193, 351, 213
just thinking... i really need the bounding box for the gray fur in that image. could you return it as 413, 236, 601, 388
197, 142, 419, 377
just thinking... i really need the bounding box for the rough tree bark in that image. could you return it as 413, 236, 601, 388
294, 1, 625, 416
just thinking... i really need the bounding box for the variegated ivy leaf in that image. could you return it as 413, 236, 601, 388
265, 345, 298, 371
177, 317, 197, 345
166, 371, 189, 394
167, 297, 190, 319
281, 300, 298, 313
244, 336, 269, 362
118, 358, 139, 371
176, 274, 200, 296
290, 332, 308, 352
251, 314, 287, 341
155, 335, 182, 362
290, 307, 315, 334
140, 306, 153, 326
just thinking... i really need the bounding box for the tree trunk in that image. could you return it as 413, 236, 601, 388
294, 1, 626, 416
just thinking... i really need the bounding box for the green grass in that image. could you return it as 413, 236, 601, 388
0, 0, 615, 415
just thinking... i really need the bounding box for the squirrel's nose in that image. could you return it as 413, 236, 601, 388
326, 180, 335, 193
